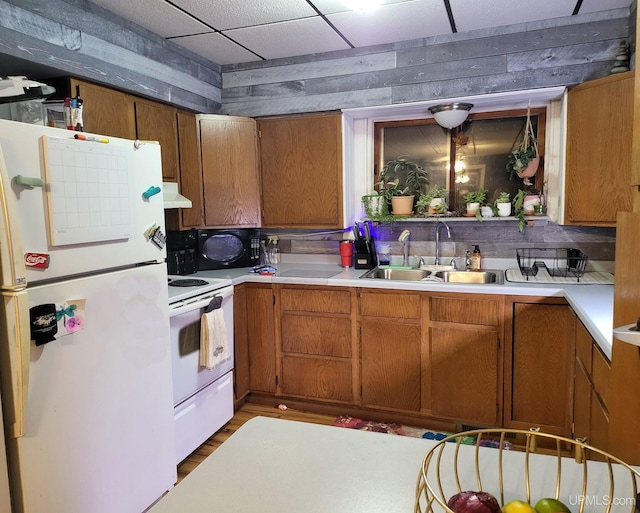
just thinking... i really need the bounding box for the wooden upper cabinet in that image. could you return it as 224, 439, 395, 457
565, 72, 634, 225
135, 100, 180, 181
197, 115, 261, 227
176, 110, 204, 228
258, 113, 343, 228
70, 79, 136, 139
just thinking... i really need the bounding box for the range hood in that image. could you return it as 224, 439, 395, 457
163, 182, 192, 209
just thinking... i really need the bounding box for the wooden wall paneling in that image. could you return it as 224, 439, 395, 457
1, 0, 221, 113
608, 212, 640, 464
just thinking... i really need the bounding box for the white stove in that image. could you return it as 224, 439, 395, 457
167, 275, 233, 304
166, 274, 235, 464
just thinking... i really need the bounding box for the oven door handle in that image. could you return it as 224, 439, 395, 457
169, 287, 233, 317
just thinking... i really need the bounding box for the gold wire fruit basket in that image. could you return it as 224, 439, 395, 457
415, 429, 639, 513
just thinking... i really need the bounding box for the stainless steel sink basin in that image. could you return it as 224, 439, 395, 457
359, 267, 504, 284
359, 268, 429, 281
433, 270, 504, 284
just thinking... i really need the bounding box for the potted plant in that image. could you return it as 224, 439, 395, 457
506, 108, 540, 185
463, 188, 486, 216
361, 191, 389, 220
416, 184, 448, 215
379, 156, 429, 200
379, 179, 414, 216
495, 191, 512, 217
513, 189, 527, 232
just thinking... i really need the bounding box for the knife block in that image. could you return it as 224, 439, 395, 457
354, 239, 377, 269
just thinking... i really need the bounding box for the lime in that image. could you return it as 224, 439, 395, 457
534, 498, 571, 513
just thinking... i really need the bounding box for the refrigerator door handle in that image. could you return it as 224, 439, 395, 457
0, 146, 27, 290
0, 290, 30, 438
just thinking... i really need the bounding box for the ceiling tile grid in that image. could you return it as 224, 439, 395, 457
86, 0, 633, 66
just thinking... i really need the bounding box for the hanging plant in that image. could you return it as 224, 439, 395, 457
506, 107, 540, 186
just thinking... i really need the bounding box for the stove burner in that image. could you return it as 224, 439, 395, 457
168, 278, 209, 287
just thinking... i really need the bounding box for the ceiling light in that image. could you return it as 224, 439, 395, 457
429, 103, 474, 129
343, 0, 383, 13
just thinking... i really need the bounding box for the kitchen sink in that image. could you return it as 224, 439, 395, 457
359, 268, 429, 281
359, 267, 504, 284
433, 270, 504, 284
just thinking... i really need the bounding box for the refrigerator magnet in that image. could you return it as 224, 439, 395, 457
55, 299, 86, 337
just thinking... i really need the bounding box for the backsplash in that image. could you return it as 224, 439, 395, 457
264, 220, 616, 264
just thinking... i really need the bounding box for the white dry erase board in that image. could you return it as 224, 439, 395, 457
41, 135, 134, 246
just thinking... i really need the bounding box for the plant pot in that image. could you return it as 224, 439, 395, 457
466, 202, 480, 215
390, 195, 415, 216
496, 202, 511, 217
480, 205, 494, 218
516, 157, 540, 179
523, 194, 541, 215
429, 198, 445, 214
362, 194, 387, 219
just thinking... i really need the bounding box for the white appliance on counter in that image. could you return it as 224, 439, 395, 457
0, 119, 176, 513
168, 276, 234, 464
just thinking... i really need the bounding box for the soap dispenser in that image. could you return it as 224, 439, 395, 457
471, 245, 482, 271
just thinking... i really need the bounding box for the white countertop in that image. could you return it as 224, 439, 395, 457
193, 257, 614, 359
149, 416, 637, 513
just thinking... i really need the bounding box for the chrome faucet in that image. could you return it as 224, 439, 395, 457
398, 229, 410, 267
434, 221, 451, 265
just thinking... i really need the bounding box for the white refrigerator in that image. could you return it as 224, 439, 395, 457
0, 119, 177, 513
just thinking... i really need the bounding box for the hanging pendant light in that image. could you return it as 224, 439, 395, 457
429, 103, 473, 129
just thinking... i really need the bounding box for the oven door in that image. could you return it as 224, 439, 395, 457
169, 286, 234, 406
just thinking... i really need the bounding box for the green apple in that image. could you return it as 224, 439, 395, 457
534, 498, 571, 513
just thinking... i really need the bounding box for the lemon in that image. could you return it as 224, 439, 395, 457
534, 498, 571, 513
503, 500, 537, 513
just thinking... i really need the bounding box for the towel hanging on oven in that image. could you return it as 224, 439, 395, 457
199, 297, 229, 370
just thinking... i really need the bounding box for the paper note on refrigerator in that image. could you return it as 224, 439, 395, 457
40, 135, 134, 246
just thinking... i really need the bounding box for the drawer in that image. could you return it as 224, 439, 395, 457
174, 372, 233, 464
281, 356, 352, 401
359, 291, 420, 319
592, 344, 611, 407
281, 314, 351, 357
280, 287, 350, 314
430, 296, 500, 326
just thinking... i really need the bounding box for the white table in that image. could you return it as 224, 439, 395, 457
148, 417, 639, 513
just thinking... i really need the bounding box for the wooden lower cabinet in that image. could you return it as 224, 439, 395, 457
246, 284, 276, 393
359, 290, 421, 412
427, 295, 502, 426
278, 286, 355, 403
506, 300, 575, 437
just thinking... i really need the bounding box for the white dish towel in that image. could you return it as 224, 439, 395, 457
199, 309, 230, 370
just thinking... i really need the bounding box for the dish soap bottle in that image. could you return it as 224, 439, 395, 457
471, 245, 482, 271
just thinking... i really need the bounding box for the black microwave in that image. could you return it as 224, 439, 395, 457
196, 229, 261, 270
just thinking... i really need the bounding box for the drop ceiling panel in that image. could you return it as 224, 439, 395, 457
89, 0, 210, 37
449, 0, 575, 32
171, 33, 259, 66
170, 0, 316, 30
327, 0, 452, 47
226, 18, 351, 61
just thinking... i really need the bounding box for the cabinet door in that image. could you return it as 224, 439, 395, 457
430, 327, 500, 425
70, 79, 136, 139
360, 319, 421, 411
281, 356, 352, 401
135, 100, 179, 181
565, 72, 633, 225
259, 113, 343, 228
198, 115, 261, 227
233, 284, 250, 402
246, 285, 276, 393
177, 110, 204, 228
589, 392, 609, 460
573, 359, 591, 442
509, 302, 575, 436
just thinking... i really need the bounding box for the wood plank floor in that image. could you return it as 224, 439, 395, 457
176, 402, 337, 483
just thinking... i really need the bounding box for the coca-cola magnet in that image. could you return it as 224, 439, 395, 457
25, 252, 50, 269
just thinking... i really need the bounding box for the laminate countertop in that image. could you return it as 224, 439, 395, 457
193, 257, 614, 359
